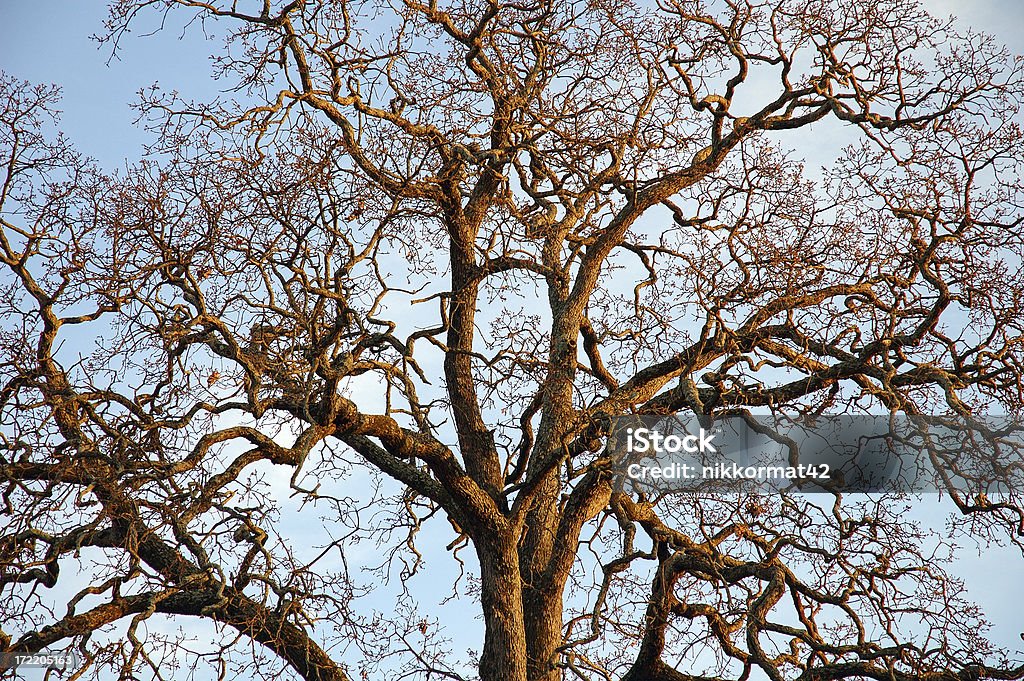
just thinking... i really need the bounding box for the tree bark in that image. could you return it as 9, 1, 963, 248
523, 581, 563, 681
477, 538, 529, 681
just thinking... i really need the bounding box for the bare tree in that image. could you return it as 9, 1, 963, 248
3, 1, 1024, 681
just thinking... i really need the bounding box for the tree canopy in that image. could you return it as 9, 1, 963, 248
2, 1, 1024, 680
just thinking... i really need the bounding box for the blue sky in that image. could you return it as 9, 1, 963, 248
4, 1, 1024, 167
1, 1, 218, 167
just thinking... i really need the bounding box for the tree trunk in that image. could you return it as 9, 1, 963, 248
523, 583, 563, 681
477, 539, 528, 681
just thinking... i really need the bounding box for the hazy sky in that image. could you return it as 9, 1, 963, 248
1, 0, 1023, 676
